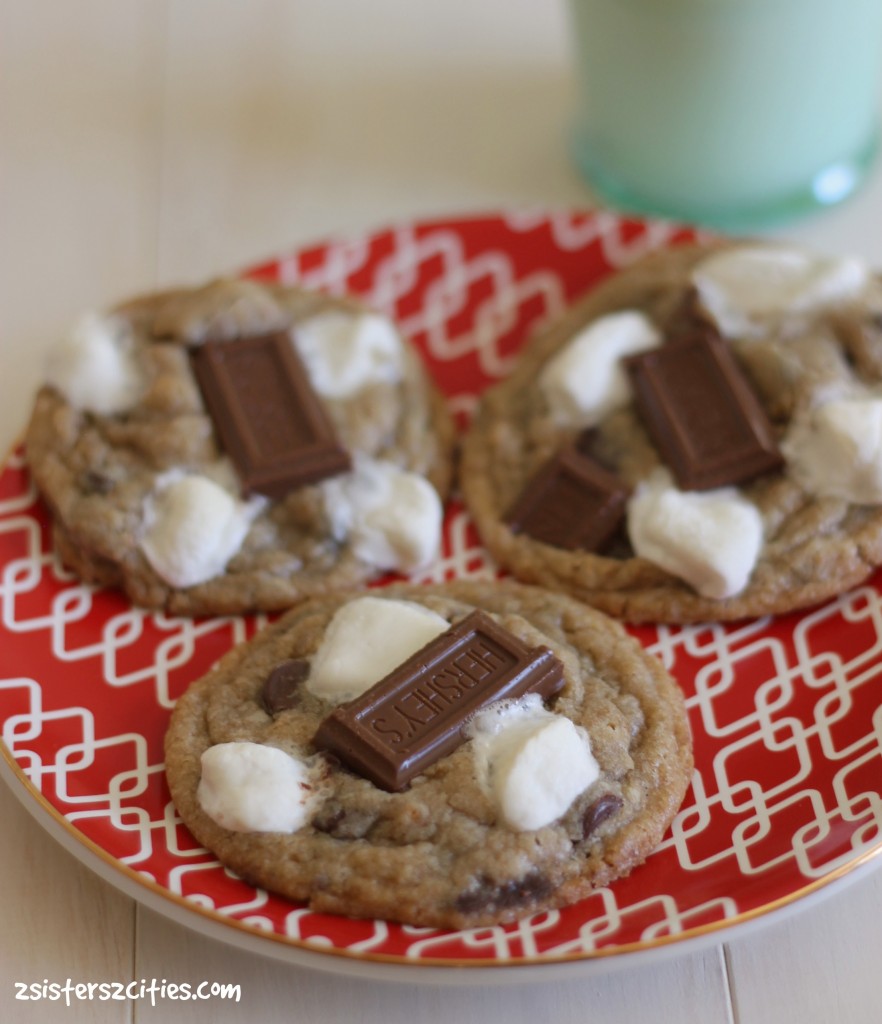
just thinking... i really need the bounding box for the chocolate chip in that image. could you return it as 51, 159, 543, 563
665, 286, 715, 340
573, 427, 600, 459
80, 470, 114, 495
311, 807, 346, 834
260, 659, 310, 714
454, 870, 554, 915
311, 803, 374, 840
580, 794, 623, 839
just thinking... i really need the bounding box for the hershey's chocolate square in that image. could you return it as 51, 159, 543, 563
506, 444, 629, 552
191, 332, 350, 499
625, 331, 782, 490
312, 610, 565, 791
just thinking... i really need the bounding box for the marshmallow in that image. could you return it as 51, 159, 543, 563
139, 473, 262, 588
539, 310, 661, 427
627, 471, 763, 600
306, 595, 449, 703
693, 246, 869, 338
292, 311, 404, 398
469, 695, 599, 832
45, 312, 143, 415
323, 458, 442, 573
784, 396, 882, 504
197, 742, 313, 833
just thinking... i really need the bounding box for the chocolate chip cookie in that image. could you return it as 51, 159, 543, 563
461, 241, 882, 622
25, 278, 455, 615
164, 580, 693, 929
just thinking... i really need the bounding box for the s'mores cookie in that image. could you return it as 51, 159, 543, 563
25, 278, 455, 615
164, 580, 692, 929
462, 241, 882, 622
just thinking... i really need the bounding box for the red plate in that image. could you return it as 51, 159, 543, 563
2, 211, 882, 973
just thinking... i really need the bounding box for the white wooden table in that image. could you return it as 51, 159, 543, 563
2, 3, 882, 1021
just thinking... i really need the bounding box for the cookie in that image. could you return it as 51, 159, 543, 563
461, 241, 882, 622
25, 278, 455, 614
164, 580, 693, 929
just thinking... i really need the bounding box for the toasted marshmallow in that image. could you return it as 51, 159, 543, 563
539, 310, 661, 427
140, 473, 262, 588
306, 595, 449, 704
292, 311, 404, 398
45, 313, 143, 415
197, 742, 313, 833
627, 470, 763, 599
784, 395, 882, 504
323, 457, 442, 573
693, 246, 869, 338
469, 695, 599, 832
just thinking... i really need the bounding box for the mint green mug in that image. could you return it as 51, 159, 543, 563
567, 0, 882, 228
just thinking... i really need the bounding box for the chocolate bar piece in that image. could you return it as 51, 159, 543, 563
625, 331, 783, 490
191, 332, 351, 499
312, 610, 565, 791
505, 443, 629, 552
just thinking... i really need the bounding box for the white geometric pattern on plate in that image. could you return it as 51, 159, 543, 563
2, 211, 881, 967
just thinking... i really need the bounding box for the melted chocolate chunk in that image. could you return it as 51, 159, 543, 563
261, 658, 310, 714
311, 803, 374, 840
80, 470, 115, 495
191, 331, 351, 499
312, 610, 565, 792
454, 870, 554, 915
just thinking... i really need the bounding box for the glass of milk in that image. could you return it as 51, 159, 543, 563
567, 0, 882, 228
